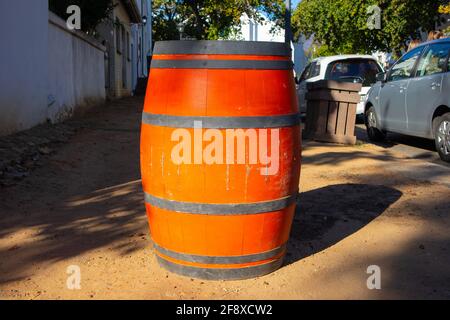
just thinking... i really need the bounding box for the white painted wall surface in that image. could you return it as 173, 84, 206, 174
0, 4, 106, 137
239, 13, 285, 42
229, 14, 308, 77
48, 13, 106, 122
0, 0, 48, 136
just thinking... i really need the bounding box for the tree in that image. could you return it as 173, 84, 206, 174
49, 0, 115, 34
152, 0, 286, 41
439, 3, 450, 36
439, 3, 450, 15
292, 0, 447, 56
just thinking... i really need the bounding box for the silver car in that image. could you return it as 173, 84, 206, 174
365, 38, 450, 162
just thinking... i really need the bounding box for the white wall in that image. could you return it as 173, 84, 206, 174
231, 14, 308, 77
239, 13, 285, 42
0, 0, 49, 136
48, 13, 106, 122
0, 4, 106, 137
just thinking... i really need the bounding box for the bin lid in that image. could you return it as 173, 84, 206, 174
307, 80, 362, 92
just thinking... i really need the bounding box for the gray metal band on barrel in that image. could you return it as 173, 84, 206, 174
153, 242, 286, 264
151, 59, 293, 70
156, 255, 284, 280
154, 40, 291, 57
142, 112, 300, 129
144, 193, 297, 215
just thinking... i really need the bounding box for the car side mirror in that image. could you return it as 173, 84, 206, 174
376, 72, 387, 83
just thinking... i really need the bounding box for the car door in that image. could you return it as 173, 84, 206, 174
379, 47, 424, 132
406, 42, 450, 137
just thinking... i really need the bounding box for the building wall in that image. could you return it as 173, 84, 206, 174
239, 13, 284, 42
230, 13, 307, 77
0, 0, 48, 136
132, 0, 153, 84
95, 20, 115, 97
113, 2, 133, 98
140, 0, 153, 75
48, 13, 106, 122
0, 1, 107, 137
97, 0, 138, 98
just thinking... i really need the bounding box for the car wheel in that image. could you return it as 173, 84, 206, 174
433, 113, 450, 162
365, 106, 385, 142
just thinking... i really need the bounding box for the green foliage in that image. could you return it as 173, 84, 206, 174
292, 0, 447, 55
49, 0, 115, 33
440, 4, 450, 36
439, 4, 450, 15
152, 0, 285, 41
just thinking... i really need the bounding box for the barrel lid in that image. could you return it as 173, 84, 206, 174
153, 40, 291, 57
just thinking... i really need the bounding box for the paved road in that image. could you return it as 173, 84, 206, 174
300, 114, 449, 168
355, 124, 450, 169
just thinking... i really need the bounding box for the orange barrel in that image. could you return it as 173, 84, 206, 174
141, 40, 301, 280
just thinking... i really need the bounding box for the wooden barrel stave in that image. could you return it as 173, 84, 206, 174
146, 69, 297, 117
146, 204, 296, 256
141, 125, 301, 203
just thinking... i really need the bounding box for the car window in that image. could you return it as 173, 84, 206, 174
415, 43, 450, 77
299, 64, 311, 82
309, 61, 321, 78
388, 47, 423, 82
299, 62, 321, 81
326, 59, 382, 86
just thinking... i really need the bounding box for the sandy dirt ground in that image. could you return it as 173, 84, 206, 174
1, 97, 449, 300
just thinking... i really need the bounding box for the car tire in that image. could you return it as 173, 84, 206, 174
433, 113, 450, 163
365, 106, 385, 142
